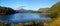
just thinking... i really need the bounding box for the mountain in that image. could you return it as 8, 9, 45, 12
50, 2, 60, 15
38, 8, 50, 12
47, 2, 60, 18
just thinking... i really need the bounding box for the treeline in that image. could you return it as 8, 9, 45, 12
0, 6, 15, 15
0, 6, 41, 15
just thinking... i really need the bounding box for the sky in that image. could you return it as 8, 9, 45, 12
0, 0, 60, 10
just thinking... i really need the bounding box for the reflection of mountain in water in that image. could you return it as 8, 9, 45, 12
40, 12, 51, 17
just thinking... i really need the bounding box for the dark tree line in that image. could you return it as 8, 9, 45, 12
0, 6, 15, 15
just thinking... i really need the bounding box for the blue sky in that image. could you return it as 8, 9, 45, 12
0, 0, 60, 10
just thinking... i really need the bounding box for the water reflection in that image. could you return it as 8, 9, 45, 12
0, 15, 10, 20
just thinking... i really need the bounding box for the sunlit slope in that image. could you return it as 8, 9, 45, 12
49, 17, 60, 26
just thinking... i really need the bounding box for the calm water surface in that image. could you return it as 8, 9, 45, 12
0, 13, 51, 24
